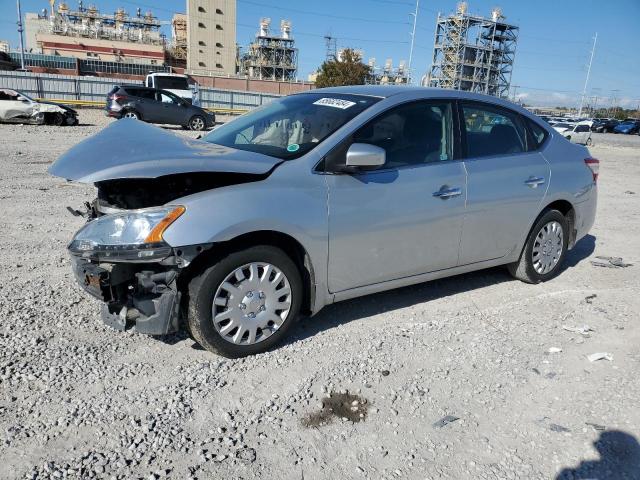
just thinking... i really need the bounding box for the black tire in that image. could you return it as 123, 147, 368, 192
508, 209, 569, 284
586, 137, 593, 146
189, 115, 206, 131
187, 245, 302, 358
121, 110, 140, 120
52, 112, 64, 126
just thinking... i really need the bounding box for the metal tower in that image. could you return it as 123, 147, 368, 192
425, 2, 518, 98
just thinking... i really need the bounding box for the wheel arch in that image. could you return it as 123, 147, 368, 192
180, 230, 317, 316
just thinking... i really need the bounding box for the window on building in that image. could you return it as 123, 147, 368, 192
198, 40, 206, 46
216, 63, 223, 69
216, 24, 223, 30
198, 22, 206, 28
215, 42, 223, 48
198, 6, 206, 12
199, 61, 206, 67
216, 8, 223, 14
216, 51, 221, 55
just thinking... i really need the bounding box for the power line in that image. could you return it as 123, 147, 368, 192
237, 0, 410, 25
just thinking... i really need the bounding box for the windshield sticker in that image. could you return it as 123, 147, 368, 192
313, 98, 357, 109
287, 144, 300, 152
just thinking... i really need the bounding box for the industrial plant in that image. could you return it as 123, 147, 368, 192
240, 18, 298, 81
424, 2, 518, 98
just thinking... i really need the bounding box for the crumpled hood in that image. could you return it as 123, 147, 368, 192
48, 119, 282, 183
38, 100, 77, 115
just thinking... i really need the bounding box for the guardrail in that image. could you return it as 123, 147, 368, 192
34, 97, 249, 115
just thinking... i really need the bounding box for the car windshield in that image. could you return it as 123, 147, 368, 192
0, 89, 33, 101
202, 93, 381, 160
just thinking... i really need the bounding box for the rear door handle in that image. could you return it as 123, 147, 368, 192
432, 186, 462, 199
524, 176, 545, 188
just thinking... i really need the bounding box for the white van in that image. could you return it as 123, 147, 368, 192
145, 73, 199, 106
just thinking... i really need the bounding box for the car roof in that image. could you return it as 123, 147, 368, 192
297, 85, 535, 115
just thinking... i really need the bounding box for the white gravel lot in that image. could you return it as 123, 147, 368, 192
1, 109, 639, 480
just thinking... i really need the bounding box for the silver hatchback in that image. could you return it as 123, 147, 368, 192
50, 86, 598, 357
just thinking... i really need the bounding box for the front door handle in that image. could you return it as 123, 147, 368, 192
524, 176, 545, 188
432, 186, 462, 199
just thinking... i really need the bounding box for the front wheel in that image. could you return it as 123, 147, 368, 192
508, 209, 569, 284
189, 115, 206, 131
187, 245, 302, 357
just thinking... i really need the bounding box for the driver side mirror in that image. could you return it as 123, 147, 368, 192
345, 143, 386, 170
18, 96, 30, 103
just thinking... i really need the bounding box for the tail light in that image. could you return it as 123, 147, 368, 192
110, 94, 127, 103
584, 157, 599, 183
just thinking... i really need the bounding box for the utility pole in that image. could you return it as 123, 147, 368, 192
16, 0, 26, 70
407, 0, 420, 85
578, 32, 597, 117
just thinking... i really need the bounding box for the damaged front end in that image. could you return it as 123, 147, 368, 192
68, 205, 199, 335
53, 120, 282, 335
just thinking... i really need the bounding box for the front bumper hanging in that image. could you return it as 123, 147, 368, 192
71, 257, 181, 335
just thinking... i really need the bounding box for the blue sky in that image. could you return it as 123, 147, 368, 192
2, 0, 639, 107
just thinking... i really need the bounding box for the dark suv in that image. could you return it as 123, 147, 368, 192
106, 85, 215, 131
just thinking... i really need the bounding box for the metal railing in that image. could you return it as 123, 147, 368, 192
0, 70, 280, 112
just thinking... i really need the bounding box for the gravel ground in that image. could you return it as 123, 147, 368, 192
1, 109, 639, 480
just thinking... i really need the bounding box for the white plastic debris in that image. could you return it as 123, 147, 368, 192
562, 325, 594, 336
587, 352, 613, 362
548, 347, 563, 353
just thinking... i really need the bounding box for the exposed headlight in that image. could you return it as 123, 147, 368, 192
68, 206, 185, 262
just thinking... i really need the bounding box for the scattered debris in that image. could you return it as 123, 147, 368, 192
381, 370, 390, 377
584, 294, 597, 304
562, 325, 594, 337
545, 372, 557, 379
433, 415, 460, 428
549, 423, 571, 433
624, 190, 635, 195
590, 256, 633, 268
532, 368, 541, 375
585, 422, 606, 431
301, 392, 368, 427
548, 347, 563, 353
587, 352, 613, 362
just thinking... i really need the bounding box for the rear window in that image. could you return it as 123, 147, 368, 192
525, 118, 549, 150
124, 87, 155, 100
154, 76, 189, 91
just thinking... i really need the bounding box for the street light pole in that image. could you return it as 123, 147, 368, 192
407, 0, 420, 85
578, 32, 597, 117
16, 0, 26, 70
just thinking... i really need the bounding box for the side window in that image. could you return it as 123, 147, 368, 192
575, 125, 590, 133
326, 101, 454, 171
462, 103, 527, 158
137, 89, 156, 100
525, 117, 549, 150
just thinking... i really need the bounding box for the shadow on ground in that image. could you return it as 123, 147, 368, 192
556, 430, 640, 479
287, 234, 596, 344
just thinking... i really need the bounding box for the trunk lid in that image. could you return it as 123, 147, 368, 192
49, 119, 282, 183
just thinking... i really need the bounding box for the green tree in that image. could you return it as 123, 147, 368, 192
314, 49, 371, 88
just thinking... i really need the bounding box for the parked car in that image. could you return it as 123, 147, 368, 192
50, 86, 598, 357
613, 120, 640, 134
559, 123, 593, 145
0, 88, 78, 126
105, 85, 215, 131
592, 118, 619, 133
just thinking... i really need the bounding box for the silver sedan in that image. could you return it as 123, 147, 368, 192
50, 86, 598, 357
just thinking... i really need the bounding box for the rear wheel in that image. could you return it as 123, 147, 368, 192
189, 115, 206, 131
122, 110, 140, 120
187, 245, 302, 357
508, 209, 569, 284
586, 137, 593, 146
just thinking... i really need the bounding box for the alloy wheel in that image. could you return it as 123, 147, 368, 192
531, 220, 564, 274
123, 111, 139, 119
190, 117, 205, 130
212, 262, 292, 345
